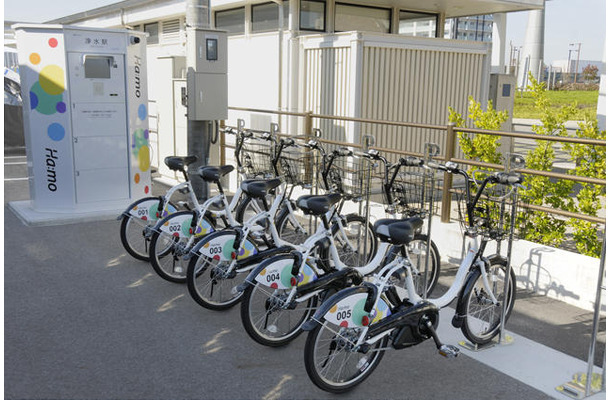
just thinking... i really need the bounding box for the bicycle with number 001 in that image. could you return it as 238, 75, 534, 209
301, 161, 524, 393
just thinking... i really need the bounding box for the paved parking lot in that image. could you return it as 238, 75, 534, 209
4, 149, 605, 399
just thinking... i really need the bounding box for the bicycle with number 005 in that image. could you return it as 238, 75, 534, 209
301, 162, 523, 393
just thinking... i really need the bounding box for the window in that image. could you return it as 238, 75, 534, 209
215, 7, 245, 35
161, 19, 181, 42
398, 11, 437, 37
252, 2, 289, 32
144, 22, 159, 44
300, 0, 325, 31
335, 3, 390, 33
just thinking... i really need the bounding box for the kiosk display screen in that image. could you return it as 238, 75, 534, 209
84, 56, 113, 79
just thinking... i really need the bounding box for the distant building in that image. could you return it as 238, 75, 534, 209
550, 59, 604, 74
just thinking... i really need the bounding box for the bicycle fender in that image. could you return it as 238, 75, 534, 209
453, 254, 508, 328
153, 210, 214, 239
237, 253, 317, 292
301, 285, 391, 331
190, 230, 257, 262
120, 197, 177, 222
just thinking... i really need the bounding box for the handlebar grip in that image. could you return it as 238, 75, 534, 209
281, 138, 295, 146
335, 147, 353, 157
400, 156, 424, 167
493, 172, 523, 185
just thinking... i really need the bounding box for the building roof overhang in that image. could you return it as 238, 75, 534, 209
48, 0, 543, 24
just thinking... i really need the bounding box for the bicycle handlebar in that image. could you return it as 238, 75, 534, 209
400, 156, 424, 167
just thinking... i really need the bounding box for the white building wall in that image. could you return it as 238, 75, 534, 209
226, 33, 281, 131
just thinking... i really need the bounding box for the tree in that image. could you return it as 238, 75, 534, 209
582, 64, 599, 83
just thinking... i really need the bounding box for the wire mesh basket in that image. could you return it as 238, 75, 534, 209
389, 169, 441, 217
277, 145, 316, 188
321, 153, 378, 201
454, 177, 528, 240
237, 136, 276, 179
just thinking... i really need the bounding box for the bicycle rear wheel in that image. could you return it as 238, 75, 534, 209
120, 215, 155, 261
459, 257, 515, 345
240, 282, 316, 347
304, 320, 387, 393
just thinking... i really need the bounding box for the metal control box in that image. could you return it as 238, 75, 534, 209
186, 28, 228, 120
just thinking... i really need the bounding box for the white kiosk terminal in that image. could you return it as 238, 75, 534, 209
12, 25, 150, 224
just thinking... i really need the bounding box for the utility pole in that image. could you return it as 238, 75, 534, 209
186, 0, 212, 199
570, 42, 582, 84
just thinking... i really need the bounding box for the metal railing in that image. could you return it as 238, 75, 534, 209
223, 106, 606, 397
226, 106, 606, 226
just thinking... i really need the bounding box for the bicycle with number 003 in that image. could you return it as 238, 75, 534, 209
184, 141, 379, 311
301, 161, 524, 393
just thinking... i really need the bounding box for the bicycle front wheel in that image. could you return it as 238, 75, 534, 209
304, 320, 387, 393
275, 202, 315, 245
407, 234, 441, 297
240, 282, 317, 347
331, 214, 377, 268
459, 257, 515, 345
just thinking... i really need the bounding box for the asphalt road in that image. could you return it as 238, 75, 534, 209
3, 150, 594, 400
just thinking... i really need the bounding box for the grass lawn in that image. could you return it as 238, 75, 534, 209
513, 90, 599, 120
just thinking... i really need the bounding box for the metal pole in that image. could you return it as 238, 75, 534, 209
585, 231, 606, 396
440, 123, 456, 223
498, 184, 518, 344
186, 0, 214, 200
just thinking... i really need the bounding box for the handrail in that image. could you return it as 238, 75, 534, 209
225, 106, 606, 225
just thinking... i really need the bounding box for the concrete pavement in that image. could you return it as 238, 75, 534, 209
4, 150, 605, 399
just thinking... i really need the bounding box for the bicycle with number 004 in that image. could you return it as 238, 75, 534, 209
237, 150, 441, 347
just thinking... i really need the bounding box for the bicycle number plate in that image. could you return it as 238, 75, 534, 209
254, 260, 317, 289
159, 215, 214, 239
198, 233, 257, 262
324, 293, 391, 328
129, 199, 177, 222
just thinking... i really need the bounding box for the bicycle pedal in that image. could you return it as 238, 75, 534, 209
438, 344, 460, 358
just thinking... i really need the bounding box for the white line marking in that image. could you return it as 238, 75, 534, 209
5, 162, 27, 165
4, 177, 29, 181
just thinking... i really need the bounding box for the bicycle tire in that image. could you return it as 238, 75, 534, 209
240, 278, 317, 347
406, 234, 441, 297
458, 256, 516, 345
186, 232, 259, 311
119, 198, 178, 261
304, 320, 387, 393
149, 212, 215, 283
275, 201, 315, 245
330, 214, 377, 268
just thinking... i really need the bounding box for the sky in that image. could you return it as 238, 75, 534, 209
3, 0, 608, 64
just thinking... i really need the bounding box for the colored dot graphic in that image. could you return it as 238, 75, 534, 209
138, 104, 147, 121
39, 65, 65, 95
47, 123, 65, 141
30, 82, 63, 115
48, 38, 58, 48
134, 173, 140, 184
29, 53, 41, 65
